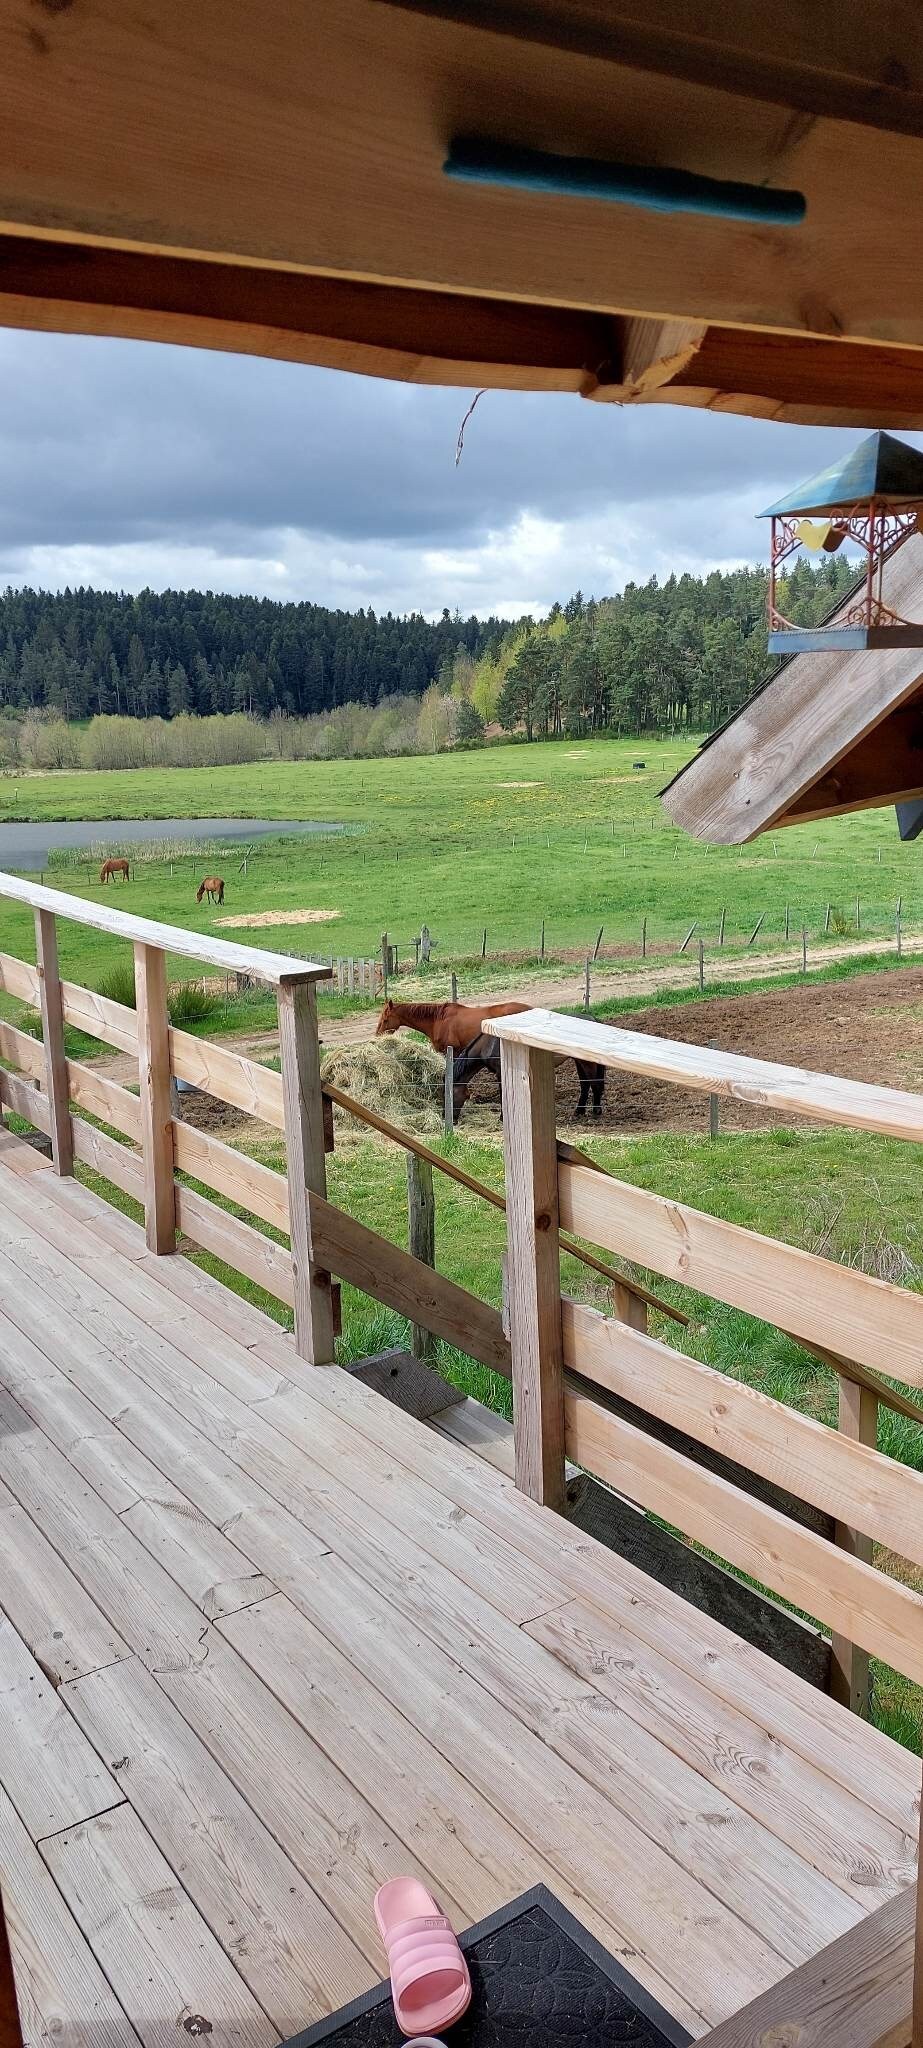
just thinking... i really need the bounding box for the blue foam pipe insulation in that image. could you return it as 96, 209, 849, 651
444, 138, 806, 227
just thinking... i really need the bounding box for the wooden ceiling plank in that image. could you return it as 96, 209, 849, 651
377, 0, 923, 139
5, 1, 923, 354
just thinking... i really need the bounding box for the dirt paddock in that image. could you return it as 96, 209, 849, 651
463, 967, 923, 1136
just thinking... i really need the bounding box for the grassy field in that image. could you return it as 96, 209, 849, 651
0, 736, 919, 996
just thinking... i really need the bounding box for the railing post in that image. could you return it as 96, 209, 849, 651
830, 1375, 878, 1715
134, 942, 176, 1253
913, 1800, 923, 2048
406, 1151, 436, 1359
34, 909, 72, 1175
612, 1280, 647, 1332
500, 1039, 566, 1511
278, 980, 335, 1364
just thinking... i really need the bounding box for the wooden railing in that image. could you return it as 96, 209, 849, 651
491, 1006, 923, 1705
491, 1004, 923, 2047
0, 872, 509, 1377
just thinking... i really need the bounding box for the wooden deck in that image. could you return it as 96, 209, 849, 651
0, 1128, 918, 2048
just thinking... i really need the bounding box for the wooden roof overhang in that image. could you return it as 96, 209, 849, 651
4, 0, 923, 424
661, 530, 923, 842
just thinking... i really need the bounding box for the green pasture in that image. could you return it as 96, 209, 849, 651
0, 736, 919, 998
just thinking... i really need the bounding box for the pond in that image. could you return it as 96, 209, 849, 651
0, 817, 344, 872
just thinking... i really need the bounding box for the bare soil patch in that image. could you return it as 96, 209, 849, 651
216, 907, 341, 930
460, 966, 923, 1135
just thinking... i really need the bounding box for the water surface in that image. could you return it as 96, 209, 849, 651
0, 817, 343, 872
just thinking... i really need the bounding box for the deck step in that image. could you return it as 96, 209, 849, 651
348, 1347, 466, 1421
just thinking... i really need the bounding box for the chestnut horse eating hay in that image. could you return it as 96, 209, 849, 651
99, 858, 130, 883
196, 876, 225, 905
376, 998, 605, 1119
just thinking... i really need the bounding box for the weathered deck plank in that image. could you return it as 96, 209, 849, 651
41, 1807, 277, 2048
0, 1617, 121, 1846
0, 1786, 138, 2048
0, 1133, 917, 2046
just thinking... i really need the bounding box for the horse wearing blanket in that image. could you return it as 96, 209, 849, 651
375, 999, 605, 1120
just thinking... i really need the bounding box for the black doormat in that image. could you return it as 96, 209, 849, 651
281, 1886, 692, 2048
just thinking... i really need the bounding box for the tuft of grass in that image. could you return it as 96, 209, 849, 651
97, 961, 137, 1009
167, 981, 221, 1027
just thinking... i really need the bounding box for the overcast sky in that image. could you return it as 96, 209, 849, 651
0, 326, 902, 619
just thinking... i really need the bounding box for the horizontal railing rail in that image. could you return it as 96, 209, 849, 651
491, 1004, 923, 1724
0, 868, 509, 1379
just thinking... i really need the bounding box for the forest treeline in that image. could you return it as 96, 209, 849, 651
0, 555, 854, 765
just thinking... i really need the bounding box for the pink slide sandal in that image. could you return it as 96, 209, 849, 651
374, 1879, 472, 2037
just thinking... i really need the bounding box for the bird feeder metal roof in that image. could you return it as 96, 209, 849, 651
760, 430, 923, 519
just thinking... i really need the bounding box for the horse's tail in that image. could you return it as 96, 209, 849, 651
218, 881, 224, 902
196, 881, 205, 902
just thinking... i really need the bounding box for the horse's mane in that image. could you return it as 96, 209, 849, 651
383, 1001, 449, 1025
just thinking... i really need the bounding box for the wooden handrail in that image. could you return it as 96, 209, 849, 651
490, 1006, 923, 1144
321, 1078, 687, 1326
0, 869, 330, 987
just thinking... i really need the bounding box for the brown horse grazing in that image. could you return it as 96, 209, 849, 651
375, 999, 605, 1119
196, 876, 225, 905
99, 857, 130, 883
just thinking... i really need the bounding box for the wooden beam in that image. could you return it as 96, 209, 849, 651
490, 1008, 923, 1146
406, 1152, 436, 1361
7, 0, 923, 359
133, 943, 175, 1256
501, 1040, 566, 1510
380, 1, 923, 140
558, 1158, 923, 1388
0, 234, 615, 393
779, 698, 923, 825
34, 911, 72, 1177
308, 1188, 512, 1377
618, 314, 707, 395
830, 1376, 878, 1717
170, 1027, 284, 1129
8, 232, 923, 425
174, 1182, 294, 1306
691, 1881, 915, 2047
277, 982, 335, 1364
70, 1118, 145, 1202
562, 1297, 923, 1565
565, 1390, 923, 1682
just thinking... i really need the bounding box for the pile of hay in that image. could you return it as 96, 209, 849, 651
321, 1035, 445, 1136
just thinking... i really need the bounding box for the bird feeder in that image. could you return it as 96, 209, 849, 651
761, 429, 923, 652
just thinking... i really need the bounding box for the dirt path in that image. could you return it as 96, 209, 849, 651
90, 929, 922, 1086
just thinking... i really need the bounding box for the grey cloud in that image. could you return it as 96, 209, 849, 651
1, 327, 910, 607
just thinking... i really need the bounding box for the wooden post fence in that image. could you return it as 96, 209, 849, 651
134, 940, 175, 1254
34, 908, 72, 1176
406, 1151, 435, 1359
278, 979, 336, 1364
500, 1039, 566, 1510
830, 1375, 878, 1717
